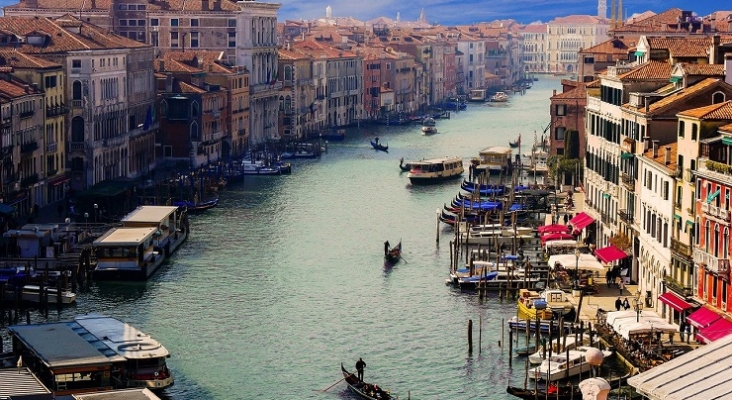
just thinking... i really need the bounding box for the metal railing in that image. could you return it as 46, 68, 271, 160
618, 209, 633, 224
671, 238, 692, 257
621, 173, 635, 191
693, 248, 729, 276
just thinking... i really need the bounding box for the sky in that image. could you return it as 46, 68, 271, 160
278, 0, 725, 26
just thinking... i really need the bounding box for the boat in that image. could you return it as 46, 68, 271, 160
341, 364, 395, 400
407, 157, 464, 185
370, 139, 388, 152
421, 117, 437, 135
474, 146, 512, 176
515, 344, 538, 356
8, 285, 77, 304
384, 241, 402, 265
173, 198, 219, 213
490, 91, 509, 102
528, 335, 585, 365
508, 316, 574, 334
321, 128, 346, 141
240, 159, 282, 175
121, 205, 189, 259
469, 89, 487, 102
529, 346, 613, 381
398, 157, 412, 172
509, 139, 520, 148
93, 227, 166, 281
507, 373, 631, 400
517, 289, 575, 321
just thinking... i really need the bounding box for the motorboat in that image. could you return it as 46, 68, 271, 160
490, 91, 509, 102
407, 157, 463, 185
528, 335, 586, 365
529, 346, 612, 381
93, 227, 166, 281
240, 159, 282, 175
517, 289, 575, 321
474, 146, 512, 176
6, 285, 77, 304
421, 117, 437, 135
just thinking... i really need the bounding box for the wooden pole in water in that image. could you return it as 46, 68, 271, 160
436, 209, 440, 243
479, 315, 482, 354
468, 319, 473, 354
508, 328, 513, 368
501, 317, 505, 349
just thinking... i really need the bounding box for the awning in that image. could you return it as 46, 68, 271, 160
687, 306, 721, 329
722, 136, 732, 146
541, 233, 575, 243
634, 51, 645, 57
47, 175, 70, 186
621, 152, 635, 159
538, 224, 570, 234
658, 292, 693, 312
669, 76, 681, 83
595, 245, 629, 264
0, 203, 15, 215
674, 214, 681, 220
697, 318, 732, 344
569, 212, 595, 231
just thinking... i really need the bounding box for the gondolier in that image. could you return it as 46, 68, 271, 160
384, 241, 390, 257
355, 358, 366, 381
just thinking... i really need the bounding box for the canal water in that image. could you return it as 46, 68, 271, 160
2, 78, 621, 399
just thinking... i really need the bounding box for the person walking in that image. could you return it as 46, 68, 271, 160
615, 297, 622, 311
605, 269, 613, 288
355, 358, 366, 381
623, 297, 630, 310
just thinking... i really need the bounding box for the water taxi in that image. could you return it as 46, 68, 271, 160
93, 227, 165, 280
490, 91, 509, 102
8, 315, 174, 395
421, 117, 437, 135
474, 146, 512, 176
407, 157, 464, 185
121, 205, 189, 258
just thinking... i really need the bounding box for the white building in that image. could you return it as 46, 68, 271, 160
457, 37, 485, 90
546, 15, 609, 74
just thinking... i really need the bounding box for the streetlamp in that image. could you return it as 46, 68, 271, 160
633, 296, 644, 322
93, 203, 98, 223
574, 247, 581, 291
84, 212, 89, 233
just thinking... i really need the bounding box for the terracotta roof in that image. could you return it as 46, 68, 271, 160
648, 37, 713, 58
4, 0, 117, 11
626, 11, 657, 24
551, 83, 587, 100
161, 50, 236, 74
0, 49, 60, 68
719, 122, 732, 133
0, 77, 41, 98
155, 58, 202, 74
520, 24, 547, 34
0, 15, 148, 53
580, 37, 635, 55
643, 141, 677, 171
586, 79, 601, 88
676, 63, 725, 76
550, 15, 608, 24
641, 78, 729, 115
291, 39, 356, 59
678, 100, 732, 120
618, 60, 671, 81
612, 8, 684, 33
172, 80, 206, 94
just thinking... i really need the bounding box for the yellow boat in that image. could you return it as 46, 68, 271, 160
517, 289, 553, 321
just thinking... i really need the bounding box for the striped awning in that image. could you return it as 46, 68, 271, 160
658, 292, 693, 312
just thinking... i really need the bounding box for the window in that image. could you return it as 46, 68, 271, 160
138, 20, 145, 26
691, 124, 698, 140
228, 32, 236, 48
120, 20, 128, 26
151, 18, 159, 26
679, 121, 685, 138
554, 127, 565, 141
72, 81, 82, 100
228, 19, 236, 27
72, 59, 81, 68
128, 20, 137, 26
190, 32, 199, 48
118, 4, 127, 9
663, 181, 669, 200
44, 75, 57, 89
171, 18, 179, 27
170, 32, 179, 48
191, 19, 199, 27
556, 104, 566, 116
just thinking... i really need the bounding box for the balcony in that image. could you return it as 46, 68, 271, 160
587, 96, 602, 112
663, 276, 693, 298
601, 212, 614, 225
693, 248, 730, 279
250, 81, 283, 94
19, 110, 35, 119
46, 106, 70, 118
20, 173, 38, 187
671, 238, 692, 257
71, 100, 83, 108
621, 173, 635, 192
700, 202, 731, 223
46, 142, 58, 153
69, 141, 86, 152
102, 136, 126, 148
618, 209, 633, 224
20, 141, 38, 154
2, 118, 11, 129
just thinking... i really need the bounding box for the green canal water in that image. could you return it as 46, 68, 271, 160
2, 78, 624, 399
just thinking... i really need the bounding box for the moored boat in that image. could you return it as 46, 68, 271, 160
92, 227, 165, 281
240, 159, 282, 175
121, 205, 189, 259
529, 346, 612, 381
173, 198, 219, 213
407, 157, 463, 185
341, 364, 395, 400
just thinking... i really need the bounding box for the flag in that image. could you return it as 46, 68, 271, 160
143, 105, 153, 130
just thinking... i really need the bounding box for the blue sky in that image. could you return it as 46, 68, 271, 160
279, 0, 724, 26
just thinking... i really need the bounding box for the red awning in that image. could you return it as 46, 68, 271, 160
569, 212, 595, 231
687, 306, 721, 329
658, 292, 693, 312
697, 318, 732, 344
595, 245, 629, 264
541, 233, 575, 243
538, 224, 570, 234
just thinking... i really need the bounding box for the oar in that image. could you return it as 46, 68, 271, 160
319, 374, 351, 392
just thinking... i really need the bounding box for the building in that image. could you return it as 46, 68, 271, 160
521, 24, 548, 74
278, 45, 317, 139
456, 35, 485, 91
549, 80, 588, 161
546, 15, 609, 74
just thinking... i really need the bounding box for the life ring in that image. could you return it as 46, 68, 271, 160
154, 372, 159, 377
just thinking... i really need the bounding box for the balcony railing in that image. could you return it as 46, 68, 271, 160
693, 248, 730, 279
587, 96, 602, 112
663, 276, 693, 298
621, 173, 635, 192
19, 110, 35, 119
251, 81, 283, 94
20, 173, 38, 187
2, 118, 11, 129
46, 106, 70, 118
601, 212, 614, 225
618, 209, 633, 224
46, 142, 58, 153
71, 100, 83, 108
700, 202, 731, 223
69, 141, 86, 152
20, 141, 38, 154
671, 238, 692, 257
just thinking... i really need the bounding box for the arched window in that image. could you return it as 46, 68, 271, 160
705, 220, 710, 252
284, 65, 292, 82
191, 101, 200, 118
724, 228, 729, 258
72, 81, 82, 100
285, 96, 291, 112
279, 96, 284, 111
190, 121, 200, 141
71, 116, 84, 142
714, 224, 720, 257
712, 91, 725, 104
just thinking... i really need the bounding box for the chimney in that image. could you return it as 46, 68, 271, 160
652, 141, 658, 158
726, 54, 732, 85
32, 83, 38, 92
159, 60, 165, 72
165, 74, 173, 93
710, 35, 721, 64
24, 84, 29, 93
202, 0, 209, 11
665, 146, 671, 164
25, 0, 38, 7
553, 89, 557, 96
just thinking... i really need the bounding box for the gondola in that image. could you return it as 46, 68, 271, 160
370, 140, 389, 152
384, 241, 402, 265
173, 198, 219, 214
341, 363, 395, 400
509, 139, 520, 148
506, 372, 632, 400
398, 157, 412, 172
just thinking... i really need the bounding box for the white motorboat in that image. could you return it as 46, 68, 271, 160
528, 335, 587, 365
529, 346, 612, 381
407, 157, 464, 185
421, 117, 437, 134
460, 229, 533, 245
449, 260, 544, 289
15, 285, 77, 304
240, 159, 281, 175
490, 91, 509, 102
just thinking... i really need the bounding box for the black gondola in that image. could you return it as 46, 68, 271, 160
370, 140, 389, 152
384, 241, 402, 265
341, 364, 395, 400
398, 157, 411, 172
509, 139, 520, 148
173, 198, 219, 214
506, 372, 631, 400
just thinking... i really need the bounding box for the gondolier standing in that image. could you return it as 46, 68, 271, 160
355, 358, 366, 381
384, 241, 390, 257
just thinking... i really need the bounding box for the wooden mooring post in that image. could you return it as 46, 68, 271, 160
467, 319, 473, 354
